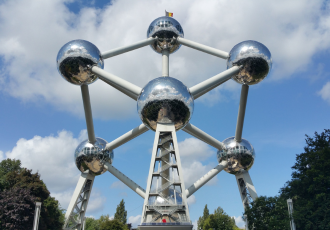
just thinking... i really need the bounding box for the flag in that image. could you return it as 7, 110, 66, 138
165, 10, 173, 17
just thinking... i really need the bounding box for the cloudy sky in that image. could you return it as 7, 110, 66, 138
0, 0, 330, 228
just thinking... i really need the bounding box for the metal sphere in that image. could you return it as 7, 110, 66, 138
56, 39, 104, 85
137, 77, 194, 131
74, 137, 113, 176
217, 137, 255, 175
147, 16, 184, 54
227, 40, 272, 85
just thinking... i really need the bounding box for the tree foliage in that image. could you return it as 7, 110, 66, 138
198, 205, 239, 230
85, 215, 128, 230
244, 129, 330, 230
197, 204, 209, 230
244, 196, 290, 230
0, 186, 36, 230
99, 219, 128, 230
0, 158, 64, 230
280, 129, 330, 229
114, 199, 127, 225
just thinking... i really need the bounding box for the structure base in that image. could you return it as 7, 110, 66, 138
138, 224, 193, 230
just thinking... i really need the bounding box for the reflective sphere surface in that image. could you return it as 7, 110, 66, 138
227, 40, 272, 85
147, 16, 184, 54
217, 137, 255, 174
137, 77, 193, 131
57, 40, 104, 85
74, 137, 113, 176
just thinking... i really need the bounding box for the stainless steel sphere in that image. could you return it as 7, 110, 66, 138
56, 39, 104, 85
74, 137, 113, 176
147, 16, 184, 54
137, 77, 194, 131
217, 137, 255, 174
227, 40, 272, 85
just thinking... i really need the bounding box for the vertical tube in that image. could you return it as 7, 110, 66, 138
235, 84, 249, 143
33, 202, 42, 230
287, 199, 296, 230
162, 49, 169, 77
81, 85, 96, 144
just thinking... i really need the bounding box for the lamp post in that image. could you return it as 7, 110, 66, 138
33, 202, 42, 230
287, 199, 296, 230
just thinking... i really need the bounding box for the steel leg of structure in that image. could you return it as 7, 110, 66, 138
182, 123, 225, 150
105, 123, 149, 151
81, 85, 96, 144
63, 172, 95, 230
91, 66, 142, 100
162, 49, 169, 77
185, 161, 227, 198
177, 37, 229, 59
101, 37, 157, 59
104, 162, 146, 199
235, 84, 249, 143
189, 66, 241, 99
235, 171, 258, 209
140, 123, 193, 229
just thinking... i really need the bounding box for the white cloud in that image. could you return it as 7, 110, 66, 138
110, 180, 127, 189
179, 138, 218, 187
1, 129, 106, 212
128, 215, 141, 227
318, 81, 330, 104
187, 194, 196, 205
233, 216, 246, 228
192, 219, 198, 230
0, 0, 329, 119
87, 189, 106, 214
4, 130, 87, 192
0, 151, 4, 162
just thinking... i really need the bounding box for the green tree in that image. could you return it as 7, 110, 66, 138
85, 217, 100, 230
99, 219, 127, 230
114, 199, 127, 225
280, 129, 330, 229
203, 207, 238, 230
0, 158, 64, 230
244, 196, 290, 230
197, 204, 209, 230
0, 186, 36, 230
0, 159, 22, 190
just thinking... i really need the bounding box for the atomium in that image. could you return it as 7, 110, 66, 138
217, 137, 255, 174
56, 39, 104, 85
227, 40, 272, 85
74, 137, 113, 176
137, 77, 194, 131
58, 14, 274, 230
147, 16, 184, 54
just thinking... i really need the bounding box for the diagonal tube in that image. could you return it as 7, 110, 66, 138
105, 123, 149, 151
177, 37, 229, 59
81, 85, 96, 144
101, 37, 157, 59
91, 66, 142, 100
104, 162, 146, 199
235, 84, 249, 143
189, 66, 241, 99
182, 123, 225, 150
185, 161, 228, 198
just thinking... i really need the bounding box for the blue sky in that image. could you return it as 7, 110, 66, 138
0, 0, 330, 228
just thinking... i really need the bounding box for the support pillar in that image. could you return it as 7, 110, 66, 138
235, 171, 257, 209
139, 123, 193, 230
235, 171, 257, 230
63, 172, 95, 230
